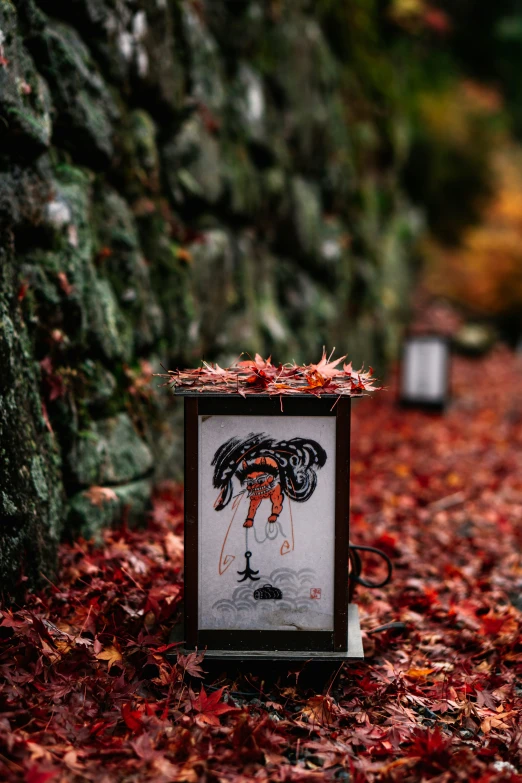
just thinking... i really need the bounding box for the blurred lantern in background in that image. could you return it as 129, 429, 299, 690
399, 333, 451, 411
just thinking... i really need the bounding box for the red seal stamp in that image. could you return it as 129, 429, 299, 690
310, 587, 321, 600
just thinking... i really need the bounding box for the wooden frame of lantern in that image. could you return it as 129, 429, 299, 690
399, 333, 451, 412
179, 392, 363, 661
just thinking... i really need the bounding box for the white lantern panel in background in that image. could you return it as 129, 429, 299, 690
402, 337, 449, 404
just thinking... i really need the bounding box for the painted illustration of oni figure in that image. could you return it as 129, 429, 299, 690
212, 433, 327, 528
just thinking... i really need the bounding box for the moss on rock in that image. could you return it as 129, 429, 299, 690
163, 115, 223, 206
27, 18, 119, 167
181, 3, 225, 117
0, 238, 64, 598
93, 185, 164, 352
0, 1, 52, 160
68, 412, 153, 488
67, 478, 152, 540
0, 0, 421, 593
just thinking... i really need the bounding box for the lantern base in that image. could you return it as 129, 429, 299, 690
177, 604, 364, 662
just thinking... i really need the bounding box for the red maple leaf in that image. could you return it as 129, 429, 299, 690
121, 702, 144, 732
18, 280, 30, 301
25, 767, 57, 783
39, 356, 66, 401
407, 726, 452, 769
177, 651, 206, 678
246, 369, 270, 388
191, 686, 238, 726
424, 7, 452, 34
480, 614, 506, 636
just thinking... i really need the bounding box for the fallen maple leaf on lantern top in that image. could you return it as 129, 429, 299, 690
155, 348, 381, 399
308, 350, 347, 378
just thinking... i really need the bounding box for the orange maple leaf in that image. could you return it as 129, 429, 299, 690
405, 667, 436, 680
201, 361, 228, 375
175, 247, 193, 264
96, 643, 123, 670
302, 694, 334, 725
306, 370, 329, 389
309, 348, 347, 378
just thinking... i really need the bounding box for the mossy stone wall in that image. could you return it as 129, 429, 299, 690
0, 0, 419, 594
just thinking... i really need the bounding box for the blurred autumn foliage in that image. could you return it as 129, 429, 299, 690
424, 145, 522, 324
405, 80, 502, 244
384, 0, 522, 332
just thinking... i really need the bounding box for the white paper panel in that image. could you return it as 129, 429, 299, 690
402, 338, 448, 402
198, 415, 336, 631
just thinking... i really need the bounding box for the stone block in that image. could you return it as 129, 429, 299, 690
93, 186, 164, 351
0, 2, 52, 159
68, 412, 153, 488
163, 115, 223, 205
28, 19, 119, 167
182, 3, 225, 115
67, 478, 152, 540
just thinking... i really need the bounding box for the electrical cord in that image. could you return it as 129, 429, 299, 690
348, 542, 393, 601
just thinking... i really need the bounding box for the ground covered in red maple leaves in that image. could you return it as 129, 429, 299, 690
2, 348, 522, 783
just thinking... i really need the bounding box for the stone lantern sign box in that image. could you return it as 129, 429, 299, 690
158, 353, 380, 660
